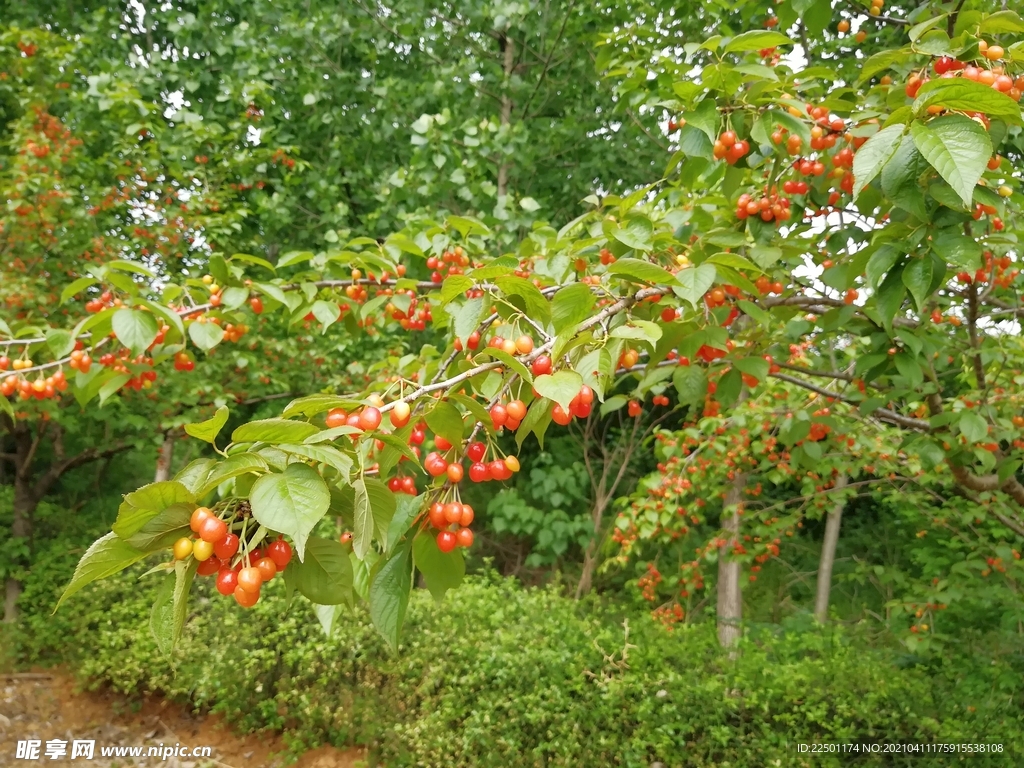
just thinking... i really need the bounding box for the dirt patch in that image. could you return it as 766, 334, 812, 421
0, 670, 367, 768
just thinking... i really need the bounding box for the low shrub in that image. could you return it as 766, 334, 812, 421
15, 551, 1024, 767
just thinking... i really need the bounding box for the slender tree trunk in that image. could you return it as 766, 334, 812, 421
814, 474, 849, 623
575, 494, 609, 599
154, 434, 174, 482
3, 475, 35, 623
717, 474, 746, 649
496, 32, 514, 197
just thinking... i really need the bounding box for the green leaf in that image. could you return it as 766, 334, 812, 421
98, 373, 131, 405
197, 454, 269, 497
911, 115, 993, 206
737, 300, 771, 326
852, 124, 905, 198
60, 277, 100, 305
412, 531, 465, 601
285, 536, 354, 605
249, 463, 330, 560
0, 395, 13, 420
516, 397, 553, 450
856, 49, 909, 84
369, 544, 412, 651
282, 394, 354, 418
494, 276, 551, 324
734, 356, 769, 382
188, 321, 225, 352
551, 283, 596, 334
278, 443, 353, 481
112, 309, 159, 356
312, 300, 341, 332
881, 134, 928, 219
914, 79, 1022, 124
278, 250, 314, 268
230, 252, 276, 272
124, 504, 192, 551
173, 458, 216, 496
452, 297, 485, 346
470, 255, 519, 280
150, 558, 197, 656
45, 329, 75, 358
723, 30, 793, 53
902, 257, 934, 310
866, 245, 901, 289
750, 245, 782, 270
480, 348, 535, 385
386, 494, 422, 554
425, 400, 465, 447
610, 321, 662, 347
533, 370, 583, 412
673, 365, 707, 406
606, 258, 678, 286
353, 477, 396, 560
611, 215, 654, 251
440, 275, 474, 304
232, 418, 319, 444
113, 481, 195, 540
875, 263, 907, 331
932, 232, 983, 269
673, 264, 717, 309
57, 533, 149, 609
184, 406, 229, 444
980, 10, 1024, 34
959, 411, 988, 443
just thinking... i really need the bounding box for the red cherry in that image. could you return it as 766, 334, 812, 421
466, 441, 486, 463
267, 539, 292, 569
435, 435, 452, 451
531, 355, 552, 376
216, 568, 238, 596
551, 403, 572, 426
198, 516, 228, 544
256, 556, 278, 582
437, 531, 457, 553
190, 506, 213, 532
237, 566, 263, 594
490, 403, 508, 429
456, 528, 474, 548
446, 463, 464, 483
213, 533, 240, 560
469, 462, 490, 482
506, 400, 527, 421
358, 406, 382, 431
197, 556, 222, 577
325, 408, 347, 429
234, 584, 260, 607
428, 502, 447, 529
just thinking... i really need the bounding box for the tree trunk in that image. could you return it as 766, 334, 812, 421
814, 474, 849, 623
496, 32, 514, 197
3, 475, 35, 623
717, 474, 746, 649
154, 434, 174, 482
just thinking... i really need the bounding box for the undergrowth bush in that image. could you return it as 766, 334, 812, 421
13, 543, 1024, 767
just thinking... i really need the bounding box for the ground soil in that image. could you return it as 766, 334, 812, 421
0, 670, 367, 768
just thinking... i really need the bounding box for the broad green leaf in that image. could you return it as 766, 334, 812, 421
610, 321, 662, 346
197, 454, 269, 496
150, 558, 197, 656
606, 258, 678, 285
734, 356, 770, 381
902, 257, 934, 310
285, 536, 354, 605
914, 79, 1022, 124
412, 531, 465, 601
440, 275, 474, 304
425, 400, 465, 446
866, 245, 901, 289
60, 276, 99, 305
494, 276, 551, 324
230, 252, 276, 272
278, 443, 353, 481
673, 365, 707, 406
959, 411, 988, 443
283, 394, 355, 418
673, 264, 717, 308
45, 329, 75, 358
881, 135, 928, 219
852, 124, 905, 198
611, 215, 654, 251
368, 544, 412, 652
533, 370, 583, 412
57, 533, 149, 609
113, 481, 195, 539
452, 297, 484, 345
112, 308, 159, 356
232, 418, 319, 444
723, 30, 793, 53
188, 320, 225, 352
707, 252, 762, 273
386, 494, 422, 554
124, 504, 192, 551
911, 115, 992, 206
184, 406, 229, 444
173, 458, 216, 496
312, 300, 341, 332
552, 283, 596, 334
874, 263, 907, 331
516, 397, 553, 450
249, 463, 331, 560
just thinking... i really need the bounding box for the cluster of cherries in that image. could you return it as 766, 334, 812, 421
424, 439, 520, 484
907, 47, 1023, 102
173, 505, 293, 608
426, 498, 476, 552
711, 131, 750, 164
426, 246, 471, 284
735, 190, 792, 223
84, 290, 116, 314
0, 367, 68, 400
